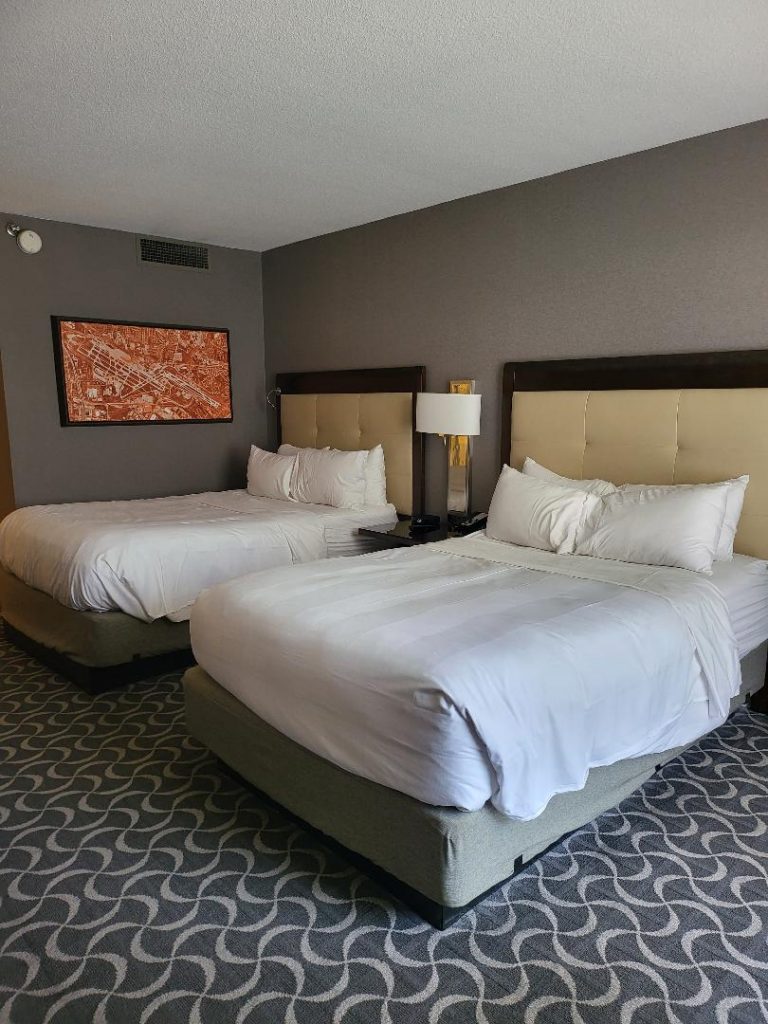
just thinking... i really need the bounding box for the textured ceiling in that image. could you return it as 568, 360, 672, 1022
2, 1, 767, 251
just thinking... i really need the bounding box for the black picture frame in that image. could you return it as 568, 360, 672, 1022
51, 315, 233, 427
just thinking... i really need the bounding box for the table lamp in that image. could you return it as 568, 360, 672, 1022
416, 385, 482, 528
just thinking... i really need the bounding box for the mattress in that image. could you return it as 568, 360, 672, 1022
0, 490, 396, 622
190, 535, 755, 821
710, 554, 768, 658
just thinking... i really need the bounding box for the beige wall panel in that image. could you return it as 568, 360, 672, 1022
316, 394, 362, 436
359, 393, 412, 434
585, 390, 680, 447
280, 395, 319, 447
512, 392, 589, 444
509, 441, 586, 479
510, 391, 589, 476
582, 446, 678, 485
678, 390, 768, 449
732, 516, 768, 559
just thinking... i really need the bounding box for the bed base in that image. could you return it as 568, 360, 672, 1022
4, 622, 194, 694
0, 567, 192, 693
214, 753, 536, 929
184, 645, 768, 929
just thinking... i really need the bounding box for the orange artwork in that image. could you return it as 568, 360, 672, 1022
53, 319, 232, 424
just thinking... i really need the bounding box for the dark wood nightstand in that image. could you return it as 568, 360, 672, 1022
358, 519, 449, 549
358, 515, 488, 550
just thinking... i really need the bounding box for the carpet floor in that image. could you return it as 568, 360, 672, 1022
1, 636, 768, 1023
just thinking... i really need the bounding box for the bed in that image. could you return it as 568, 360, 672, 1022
183, 349, 768, 927
0, 365, 425, 692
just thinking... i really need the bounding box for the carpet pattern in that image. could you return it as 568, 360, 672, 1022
1, 636, 768, 1024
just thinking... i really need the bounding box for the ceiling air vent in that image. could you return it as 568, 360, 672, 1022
137, 235, 210, 271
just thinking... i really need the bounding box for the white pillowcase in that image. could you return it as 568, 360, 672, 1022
575, 484, 731, 574
363, 444, 388, 505
246, 446, 295, 500
619, 477, 749, 562
279, 443, 387, 506
487, 465, 601, 553
523, 458, 749, 562
522, 457, 618, 497
291, 447, 369, 508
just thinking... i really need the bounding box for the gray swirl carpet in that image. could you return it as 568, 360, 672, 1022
1, 636, 767, 1024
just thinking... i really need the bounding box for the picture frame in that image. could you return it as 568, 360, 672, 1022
51, 316, 233, 426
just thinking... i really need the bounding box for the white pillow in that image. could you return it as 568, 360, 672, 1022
522, 457, 618, 497
575, 484, 731, 574
487, 465, 601, 554
619, 477, 749, 562
363, 444, 388, 506
291, 447, 368, 508
279, 443, 387, 506
246, 446, 295, 500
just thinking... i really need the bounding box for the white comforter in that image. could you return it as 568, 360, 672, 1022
0, 491, 395, 622
191, 534, 742, 821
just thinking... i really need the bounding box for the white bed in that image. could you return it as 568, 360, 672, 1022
0, 490, 396, 622
190, 533, 768, 821
184, 350, 768, 925
0, 365, 425, 689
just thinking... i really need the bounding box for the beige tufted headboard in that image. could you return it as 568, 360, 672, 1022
276, 366, 425, 516
502, 351, 768, 559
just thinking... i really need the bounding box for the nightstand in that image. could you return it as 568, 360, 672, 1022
358, 519, 449, 549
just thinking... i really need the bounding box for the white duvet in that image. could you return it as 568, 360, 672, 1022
191, 534, 743, 821
0, 491, 396, 622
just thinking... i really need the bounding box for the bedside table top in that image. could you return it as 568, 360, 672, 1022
358, 519, 449, 546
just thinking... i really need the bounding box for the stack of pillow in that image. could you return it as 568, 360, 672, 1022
245, 443, 387, 509
486, 457, 749, 574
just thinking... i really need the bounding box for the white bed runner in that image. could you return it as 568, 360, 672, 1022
190, 535, 741, 820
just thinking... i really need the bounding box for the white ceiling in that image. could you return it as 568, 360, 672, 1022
2, 0, 767, 252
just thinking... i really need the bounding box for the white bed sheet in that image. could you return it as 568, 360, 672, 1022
710, 554, 768, 658
0, 490, 396, 622
191, 534, 749, 821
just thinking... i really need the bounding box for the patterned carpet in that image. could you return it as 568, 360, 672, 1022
1, 636, 768, 1024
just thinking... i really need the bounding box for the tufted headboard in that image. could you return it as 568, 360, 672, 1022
502, 350, 768, 559
275, 366, 425, 516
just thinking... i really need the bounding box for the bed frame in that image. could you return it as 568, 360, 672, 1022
1, 365, 426, 693
184, 348, 768, 926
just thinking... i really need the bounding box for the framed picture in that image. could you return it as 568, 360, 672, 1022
51, 316, 233, 426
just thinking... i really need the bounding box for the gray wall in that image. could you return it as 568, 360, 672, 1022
263, 119, 768, 515
1, 213, 265, 506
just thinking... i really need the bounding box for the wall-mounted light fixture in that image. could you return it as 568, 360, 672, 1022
6, 222, 43, 255
266, 386, 282, 409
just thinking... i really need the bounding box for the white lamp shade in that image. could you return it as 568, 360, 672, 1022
416, 392, 482, 436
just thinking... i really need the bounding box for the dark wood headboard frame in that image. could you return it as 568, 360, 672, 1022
501, 348, 768, 471
275, 365, 426, 516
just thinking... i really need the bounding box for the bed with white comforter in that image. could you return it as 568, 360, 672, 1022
190, 532, 768, 821
0, 490, 396, 623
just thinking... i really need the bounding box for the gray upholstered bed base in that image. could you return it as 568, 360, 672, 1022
0, 567, 191, 691
183, 642, 768, 927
